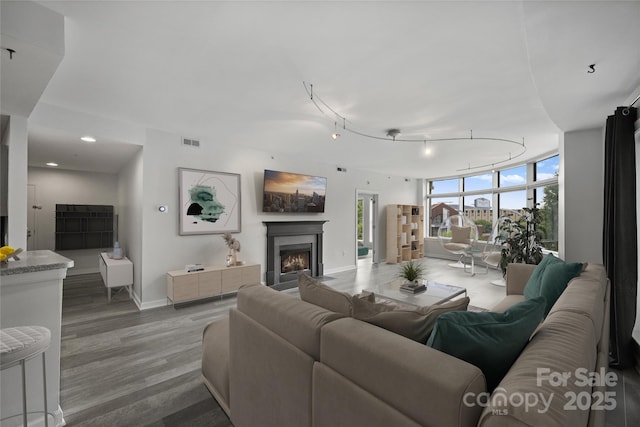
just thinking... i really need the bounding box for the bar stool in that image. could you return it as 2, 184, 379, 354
0, 326, 51, 427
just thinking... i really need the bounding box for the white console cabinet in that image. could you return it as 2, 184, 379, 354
99, 252, 133, 302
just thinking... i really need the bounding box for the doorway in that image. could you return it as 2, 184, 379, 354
26, 184, 38, 250
356, 191, 379, 265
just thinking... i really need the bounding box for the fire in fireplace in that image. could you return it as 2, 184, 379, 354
280, 244, 312, 278
281, 252, 309, 273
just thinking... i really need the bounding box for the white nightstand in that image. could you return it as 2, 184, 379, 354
98, 252, 133, 302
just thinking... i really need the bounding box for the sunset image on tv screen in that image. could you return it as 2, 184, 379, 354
262, 170, 326, 213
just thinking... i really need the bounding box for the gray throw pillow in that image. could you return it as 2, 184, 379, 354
298, 274, 353, 315
352, 296, 470, 344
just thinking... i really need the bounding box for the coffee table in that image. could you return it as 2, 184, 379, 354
367, 278, 466, 307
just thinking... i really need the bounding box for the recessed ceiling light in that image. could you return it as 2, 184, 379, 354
46, 162, 58, 167
81, 136, 97, 142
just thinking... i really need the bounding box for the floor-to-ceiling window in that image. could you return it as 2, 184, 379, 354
426, 154, 559, 250
534, 156, 559, 251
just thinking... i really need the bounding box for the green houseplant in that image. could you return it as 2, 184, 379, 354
498, 206, 544, 277
398, 259, 424, 283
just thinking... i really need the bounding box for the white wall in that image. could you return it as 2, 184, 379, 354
137, 128, 418, 308
6, 116, 29, 250
117, 147, 144, 302
28, 167, 119, 274
559, 127, 604, 264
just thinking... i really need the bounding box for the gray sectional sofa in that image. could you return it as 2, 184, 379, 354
202, 262, 609, 427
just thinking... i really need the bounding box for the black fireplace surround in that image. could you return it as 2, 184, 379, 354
264, 221, 327, 286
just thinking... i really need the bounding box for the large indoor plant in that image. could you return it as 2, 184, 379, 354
498, 207, 544, 277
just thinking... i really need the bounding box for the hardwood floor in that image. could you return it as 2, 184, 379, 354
60, 258, 639, 426
60, 257, 500, 426
61, 274, 234, 426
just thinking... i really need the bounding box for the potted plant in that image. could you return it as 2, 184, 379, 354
498, 206, 544, 277
398, 259, 424, 284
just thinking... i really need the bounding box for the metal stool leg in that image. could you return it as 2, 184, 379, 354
21, 359, 27, 427
43, 351, 49, 427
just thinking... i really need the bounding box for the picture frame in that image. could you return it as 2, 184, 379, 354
179, 168, 241, 235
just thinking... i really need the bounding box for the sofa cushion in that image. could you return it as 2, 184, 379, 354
298, 273, 353, 315
523, 253, 563, 299
320, 318, 486, 427
478, 311, 598, 427
229, 309, 316, 427
313, 363, 422, 427
352, 295, 470, 344
538, 261, 583, 316
451, 225, 472, 244
547, 264, 607, 343
427, 296, 546, 391
237, 283, 344, 359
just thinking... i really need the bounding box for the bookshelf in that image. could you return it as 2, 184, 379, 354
55, 204, 114, 250
386, 204, 424, 263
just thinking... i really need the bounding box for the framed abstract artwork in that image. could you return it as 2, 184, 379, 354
178, 168, 241, 235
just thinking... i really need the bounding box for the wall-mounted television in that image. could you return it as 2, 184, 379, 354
262, 169, 327, 213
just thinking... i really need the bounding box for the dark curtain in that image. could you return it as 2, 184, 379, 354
603, 106, 638, 369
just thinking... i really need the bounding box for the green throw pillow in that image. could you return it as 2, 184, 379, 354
426, 296, 546, 391
538, 261, 583, 316
523, 254, 563, 300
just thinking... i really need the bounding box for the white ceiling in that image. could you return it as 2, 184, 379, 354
6, 1, 640, 177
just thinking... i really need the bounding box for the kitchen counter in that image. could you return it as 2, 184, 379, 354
1, 249, 73, 426
1, 249, 73, 276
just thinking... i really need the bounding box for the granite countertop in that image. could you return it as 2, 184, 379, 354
0, 250, 74, 276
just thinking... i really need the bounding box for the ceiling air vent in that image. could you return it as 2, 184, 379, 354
182, 137, 200, 148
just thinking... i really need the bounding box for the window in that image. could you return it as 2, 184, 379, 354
426, 155, 559, 250
429, 197, 459, 237
535, 155, 559, 181
499, 190, 526, 215
499, 165, 526, 188
430, 178, 459, 194
464, 173, 492, 192
536, 185, 558, 251
462, 194, 492, 238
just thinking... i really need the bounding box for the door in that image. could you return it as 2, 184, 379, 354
356, 191, 379, 264
26, 184, 36, 250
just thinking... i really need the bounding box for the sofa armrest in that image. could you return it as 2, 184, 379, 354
202, 316, 231, 417
505, 263, 537, 295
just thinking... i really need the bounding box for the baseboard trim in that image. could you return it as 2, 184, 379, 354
131, 292, 168, 311
325, 264, 356, 275
67, 267, 99, 276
